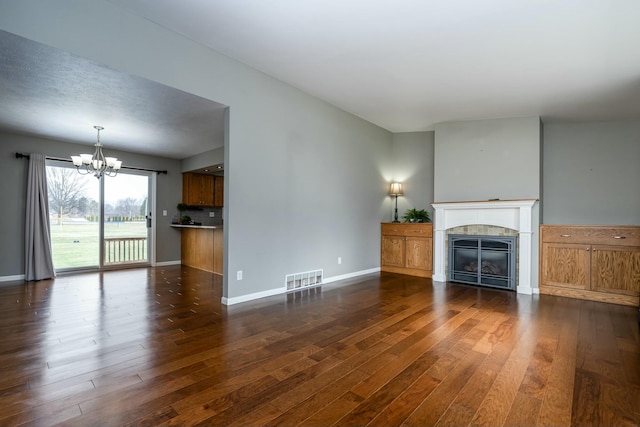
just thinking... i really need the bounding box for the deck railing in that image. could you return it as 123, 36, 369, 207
104, 237, 147, 265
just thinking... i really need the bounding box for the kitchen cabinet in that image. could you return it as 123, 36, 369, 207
214, 176, 224, 207
381, 223, 433, 278
182, 173, 224, 207
540, 225, 640, 306
183, 172, 214, 206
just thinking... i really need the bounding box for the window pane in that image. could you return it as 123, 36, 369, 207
47, 165, 99, 269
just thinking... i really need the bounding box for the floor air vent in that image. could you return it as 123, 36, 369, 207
285, 269, 323, 292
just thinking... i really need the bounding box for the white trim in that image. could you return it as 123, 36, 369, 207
431, 199, 539, 295
222, 286, 285, 306
323, 267, 380, 284
153, 260, 181, 267
221, 267, 381, 306
0, 274, 24, 282
149, 172, 157, 266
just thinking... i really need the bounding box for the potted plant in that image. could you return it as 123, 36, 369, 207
172, 203, 189, 224
402, 208, 431, 223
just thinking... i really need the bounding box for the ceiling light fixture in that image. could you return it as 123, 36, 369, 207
71, 126, 122, 179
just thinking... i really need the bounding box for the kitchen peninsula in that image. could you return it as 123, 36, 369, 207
172, 224, 223, 275
173, 169, 224, 274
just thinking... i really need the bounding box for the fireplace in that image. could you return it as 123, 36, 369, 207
448, 234, 516, 290
431, 199, 539, 295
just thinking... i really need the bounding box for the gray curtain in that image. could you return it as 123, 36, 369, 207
25, 153, 56, 281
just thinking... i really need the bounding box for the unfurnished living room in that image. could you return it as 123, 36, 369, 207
0, 1, 639, 426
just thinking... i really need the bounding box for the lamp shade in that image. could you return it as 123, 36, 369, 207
389, 182, 403, 196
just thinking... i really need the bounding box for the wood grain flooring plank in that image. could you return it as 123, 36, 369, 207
468, 316, 537, 427
298, 391, 365, 427
400, 349, 486, 426
260, 366, 372, 426
0, 267, 638, 427
351, 313, 479, 399
7, 403, 81, 427
158, 374, 281, 426
268, 341, 395, 412
536, 296, 581, 427
503, 390, 543, 427
122, 405, 180, 427
366, 368, 440, 427
518, 336, 558, 400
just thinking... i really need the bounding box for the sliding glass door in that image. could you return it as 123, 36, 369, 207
103, 172, 150, 267
47, 162, 151, 271
47, 165, 100, 269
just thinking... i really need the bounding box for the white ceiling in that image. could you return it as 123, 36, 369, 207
0, 30, 226, 159
107, 0, 640, 131
2, 1, 639, 159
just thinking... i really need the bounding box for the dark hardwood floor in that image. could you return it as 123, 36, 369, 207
0, 266, 638, 426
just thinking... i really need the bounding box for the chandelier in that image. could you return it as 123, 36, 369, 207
71, 126, 122, 178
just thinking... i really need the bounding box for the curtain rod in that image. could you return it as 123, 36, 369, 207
15, 153, 168, 175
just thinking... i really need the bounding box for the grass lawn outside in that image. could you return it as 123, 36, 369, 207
50, 221, 147, 269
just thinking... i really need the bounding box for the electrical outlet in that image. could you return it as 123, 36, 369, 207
162, 210, 167, 216
338, 257, 342, 264
237, 270, 243, 280
209, 212, 215, 217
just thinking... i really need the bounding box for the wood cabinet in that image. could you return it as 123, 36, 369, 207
180, 227, 223, 274
381, 223, 433, 278
540, 225, 640, 306
183, 173, 214, 206
214, 176, 224, 207
182, 173, 224, 207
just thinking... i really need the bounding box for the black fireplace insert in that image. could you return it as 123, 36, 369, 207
448, 234, 516, 290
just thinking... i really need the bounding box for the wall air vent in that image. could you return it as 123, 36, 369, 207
285, 269, 323, 292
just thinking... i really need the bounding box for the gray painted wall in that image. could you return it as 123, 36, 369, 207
434, 117, 541, 202
543, 121, 640, 225
391, 132, 435, 220
0, 1, 393, 300
0, 131, 182, 277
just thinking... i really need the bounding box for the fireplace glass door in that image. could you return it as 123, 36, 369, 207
448, 235, 516, 290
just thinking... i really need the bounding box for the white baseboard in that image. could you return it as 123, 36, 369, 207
153, 260, 181, 267
517, 286, 533, 295
221, 267, 381, 306
0, 274, 25, 282
323, 267, 380, 284
222, 286, 285, 306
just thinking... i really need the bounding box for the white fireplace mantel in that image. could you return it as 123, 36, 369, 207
431, 199, 540, 295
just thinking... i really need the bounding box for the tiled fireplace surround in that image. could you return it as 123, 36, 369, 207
431, 199, 539, 295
